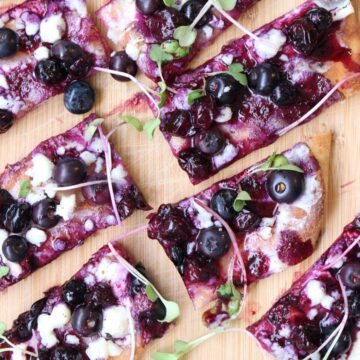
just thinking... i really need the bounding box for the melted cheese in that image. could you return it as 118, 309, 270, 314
40, 14, 66, 43
101, 305, 129, 338
26, 153, 54, 187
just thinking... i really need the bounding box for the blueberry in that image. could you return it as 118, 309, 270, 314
197, 226, 230, 259
306, 8, 333, 32
170, 245, 185, 266
51, 40, 84, 64
196, 129, 225, 155
232, 209, 260, 233
149, 300, 166, 321
2, 235, 28, 262
136, 0, 163, 15
71, 306, 103, 336
0, 189, 14, 221
206, 74, 241, 105
321, 326, 352, 356
54, 157, 87, 187
210, 189, 238, 221
249, 63, 280, 96
131, 264, 147, 296
82, 174, 111, 205
109, 51, 138, 82
4, 202, 32, 233
85, 283, 117, 307
64, 80, 95, 115
178, 148, 213, 180
161, 110, 197, 138
339, 262, 360, 289
0, 109, 14, 134
266, 170, 305, 204
271, 81, 297, 106
63, 280, 87, 306
286, 18, 319, 55
181, 0, 212, 28
0, 27, 19, 58
35, 59, 68, 85
50, 346, 83, 360
32, 198, 60, 229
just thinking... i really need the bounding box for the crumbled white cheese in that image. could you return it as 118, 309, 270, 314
215, 107, 232, 123
95, 157, 104, 173
80, 151, 97, 165
202, 25, 213, 39
65, 0, 88, 17
56, 146, 65, 156
213, 143, 239, 169
44, 182, 58, 198
40, 14, 66, 43
11, 343, 27, 360
192, 199, 213, 229
55, 194, 76, 221
25, 20, 39, 36
26, 189, 46, 205
101, 306, 129, 338
304, 280, 335, 310
106, 215, 116, 225
37, 303, 71, 348
26, 228, 47, 247
65, 334, 80, 345
26, 153, 55, 187
254, 29, 286, 60
89, 138, 104, 153
95, 257, 119, 282
34, 46, 50, 61
107, 341, 123, 356
125, 38, 143, 61
111, 166, 127, 184
84, 219, 94, 232
307, 308, 318, 320
314, 0, 353, 21
278, 326, 291, 338
86, 338, 109, 360
0, 75, 8, 90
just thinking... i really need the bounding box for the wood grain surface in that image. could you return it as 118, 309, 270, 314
0, 0, 359, 359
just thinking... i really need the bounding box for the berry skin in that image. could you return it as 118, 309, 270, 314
181, 0, 212, 28
51, 40, 84, 64
0, 109, 14, 134
196, 129, 225, 155
50, 346, 83, 360
63, 279, 87, 306
206, 74, 241, 105
266, 170, 305, 204
54, 157, 87, 187
2, 235, 28, 262
339, 262, 360, 289
0, 27, 19, 58
210, 189, 238, 221
109, 51, 138, 82
71, 306, 103, 336
35, 59, 68, 85
249, 63, 280, 96
161, 110, 197, 138
178, 148, 213, 180
197, 226, 231, 259
3, 202, 32, 233
82, 175, 111, 205
271, 81, 297, 107
64, 80, 95, 115
306, 8, 333, 32
136, 0, 163, 15
32, 198, 60, 229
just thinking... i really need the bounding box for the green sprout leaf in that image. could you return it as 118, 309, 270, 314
217, 0, 237, 11
217, 282, 242, 317
144, 118, 161, 140
173, 26, 197, 48
160, 299, 180, 323
217, 283, 233, 298
84, 118, 104, 141
227, 63, 248, 86
151, 353, 178, 360
174, 340, 192, 353
146, 284, 159, 302
157, 81, 167, 108
18, 179, 31, 198
163, 0, 175, 6
150, 45, 174, 64
0, 322, 6, 336
233, 190, 251, 212
120, 115, 143, 132
0, 266, 9, 278
250, 152, 304, 174
187, 89, 205, 105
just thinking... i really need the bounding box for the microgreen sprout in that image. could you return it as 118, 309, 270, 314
277, 72, 360, 137
18, 179, 31, 198
187, 88, 205, 105
0, 322, 38, 357
233, 190, 251, 212
84, 118, 104, 141
108, 242, 180, 323
163, 0, 175, 7
0, 266, 9, 278
248, 152, 304, 175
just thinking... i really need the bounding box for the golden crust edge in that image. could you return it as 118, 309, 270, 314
324, 14, 360, 97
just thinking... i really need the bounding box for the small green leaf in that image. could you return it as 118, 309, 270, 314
84, 118, 104, 141
144, 118, 161, 140
163, 0, 175, 7
187, 89, 205, 105
0, 321, 6, 336
173, 26, 197, 48
233, 191, 251, 212
18, 179, 31, 198
272, 154, 288, 167
227, 63, 248, 86
228, 297, 241, 316
157, 81, 167, 108
161, 40, 180, 54
160, 299, 180, 323
146, 284, 158, 302
151, 352, 178, 360
150, 45, 173, 64
217, 0, 237, 11
121, 115, 143, 132
0, 266, 9, 278
217, 283, 233, 298
275, 164, 304, 173
174, 46, 189, 59
174, 340, 192, 353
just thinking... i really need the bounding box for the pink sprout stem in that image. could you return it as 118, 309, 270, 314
109, 224, 149, 243
194, 199, 248, 316
277, 72, 360, 137
106, 122, 126, 140
98, 126, 122, 228
320, 235, 360, 272
38, 180, 110, 192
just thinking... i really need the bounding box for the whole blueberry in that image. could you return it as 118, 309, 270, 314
64, 81, 95, 114
181, 0, 212, 28
249, 63, 280, 96
0, 27, 19, 58
306, 8, 333, 32
2, 235, 28, 262
196, 129, 225, 155
71, 306, 103, 336
51, 40, 84, 64
35, 59, 68, 85
54, 157, 87, 187
4, 202, 32, 233
339, 262, 360, 289
109, 51, 138, 82
271, 81, 297, 107
210, 189, 238, 221
63, 279, 87, 306
0, 109, 14, 134
197, 226, 230, 259
32, 198, 60, 229
136, 0, 163, 15
206, 74, 241, 105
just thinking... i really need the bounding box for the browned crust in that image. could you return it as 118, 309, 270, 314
324, 14, 360, 97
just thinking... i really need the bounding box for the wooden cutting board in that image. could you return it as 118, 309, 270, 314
0, 0, 359, 359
